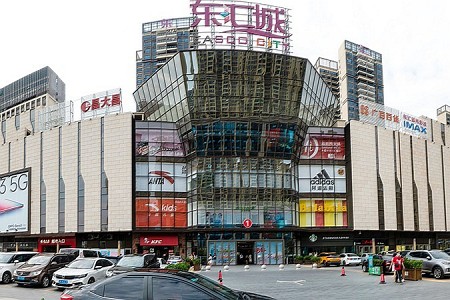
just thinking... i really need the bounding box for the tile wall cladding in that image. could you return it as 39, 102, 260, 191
412, 137, 429, 231
26, 135, 41, 234
427, 141, 445, 231
399, 133, 414, 231
443, 147, 450, 229
62, 124, 79, 232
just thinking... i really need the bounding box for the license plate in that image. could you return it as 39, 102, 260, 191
59, 280, 68, 284
17, 276, 25, 281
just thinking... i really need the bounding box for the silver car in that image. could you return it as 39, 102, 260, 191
405, 250, 450, 279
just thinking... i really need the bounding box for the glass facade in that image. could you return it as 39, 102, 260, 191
133, 50, 338, 263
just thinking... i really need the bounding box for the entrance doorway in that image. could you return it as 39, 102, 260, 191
237, 241, 254, 265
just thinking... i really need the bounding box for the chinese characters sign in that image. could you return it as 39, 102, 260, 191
136, 198, 187, 228
80, 88, 122, 120
359, 99, 428, 139
300, 134, 345, 160
190, 0, 291, 54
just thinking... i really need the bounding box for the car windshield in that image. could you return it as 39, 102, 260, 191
117, 256, 144, 268
27, 255, 51, 265
347, 254, 358, 257
430, 251, 450, 260
175, 272, 239, 300
68, 259, 95, 269
0, 254, 14, 263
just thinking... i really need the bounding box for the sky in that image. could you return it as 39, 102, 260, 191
1, 0, 449, 120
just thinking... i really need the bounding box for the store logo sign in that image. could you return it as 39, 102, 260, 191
309, 234, 318, 242
148, 171, 175, 185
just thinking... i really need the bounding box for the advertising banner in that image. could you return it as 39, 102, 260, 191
80, 88, 122, 120
136, 198, 187, 228
300, 134, 345, 160
298, 165, 346, 193
135, 128, 184, 157
299, 198, 347, 227
136, 162, 187, 192
0, 169, 29, 233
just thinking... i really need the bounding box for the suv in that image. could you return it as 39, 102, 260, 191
0, 252, 37, 284
106, 254, 160, 277
406, 250, 450, 279
317, 252, 341, 267
59, 248, 101, 260
13, 253, 73, 287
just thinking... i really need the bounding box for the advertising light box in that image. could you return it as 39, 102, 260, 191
136, 162, 187, 192
0, 169, 30, 233
298, 165, 346, 193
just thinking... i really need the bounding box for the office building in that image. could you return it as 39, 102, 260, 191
437, 105, 450, 125
136, 17, 195, 88
338, 40, 383, 121
314, 57, 340, 119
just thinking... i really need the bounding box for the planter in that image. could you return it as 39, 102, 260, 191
194, 263, 201, 271
403, 269, 422, 281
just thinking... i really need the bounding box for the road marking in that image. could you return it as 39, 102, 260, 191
276, 280, 306, 285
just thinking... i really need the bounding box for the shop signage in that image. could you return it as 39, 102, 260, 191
135, 198, 187, 228
243, 218, 253, 228
38, 237, 75, 245
135, 128, 185, 157
140, 235, 178, 246
190, 0, 291, 54
298, 165, 346, 193
136, 162, 187, 192
300, 134, 345, 160
309, 234, 318, 242
80, 88, 122, 120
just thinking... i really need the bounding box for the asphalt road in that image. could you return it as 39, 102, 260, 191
0, 264, 448, 300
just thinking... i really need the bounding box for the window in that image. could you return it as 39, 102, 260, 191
103, 276, 145, 300
152, 278, 215, 300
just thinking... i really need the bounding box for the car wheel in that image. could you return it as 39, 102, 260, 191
433, 267, 444, 279
362, 264, 368, 272
17, 283, 24, 287
325, 262, 330, 267
88, 277, 95, 284
2, 272, 12, 284
41, 275, 50, 288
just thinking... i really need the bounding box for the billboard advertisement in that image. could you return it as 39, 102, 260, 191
135, 128, 184, 157
136, 162, 187, 192
190, 0, 291, 54
136, 198, 187, 228
298, 165, 346, 193
300, 134, 345, 160
80, 88, 122, 120
0, 169, 30, 233
299, 198, 347, 227
359, 99, 429, 139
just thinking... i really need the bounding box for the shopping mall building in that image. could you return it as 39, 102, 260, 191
1, 1, 450, 265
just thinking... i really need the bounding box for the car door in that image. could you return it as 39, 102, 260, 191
419, 251, 433, 272
151, 276, 219, 300
48, 256, 63, 277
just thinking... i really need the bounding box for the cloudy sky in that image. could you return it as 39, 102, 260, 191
1, 0, 449, 120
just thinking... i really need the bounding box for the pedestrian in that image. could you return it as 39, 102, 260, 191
208, 254, 213, 266
390, 252, 397, 279
392, 252, 405, 283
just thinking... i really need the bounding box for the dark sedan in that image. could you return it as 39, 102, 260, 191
60, 269, 275, 300
361, 254, 392, 274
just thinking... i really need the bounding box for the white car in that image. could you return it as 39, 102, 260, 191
52, 257, 114, 289
167, 256, 183, 265
339, 253, 361, 266
157, 258, 167, 269
0, 252, 37, 284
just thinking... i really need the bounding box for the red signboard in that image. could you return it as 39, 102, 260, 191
140, 235, 178, 246
136, 198, 187, 228
243, 218, 253, 228
37, 236, 76, 252
300, 135, 345, 160
81, 93, 121, 112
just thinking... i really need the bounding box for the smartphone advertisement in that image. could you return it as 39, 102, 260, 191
0, 169, 29, 233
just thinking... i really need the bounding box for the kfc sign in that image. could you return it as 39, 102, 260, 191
80, 88, 122, 120
140, 235, 178, 246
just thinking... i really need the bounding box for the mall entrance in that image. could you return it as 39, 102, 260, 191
237, 241, 254, 265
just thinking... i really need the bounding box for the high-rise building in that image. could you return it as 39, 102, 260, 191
136, 17, 196, 88
314, 57, 340, 119
437, 105, 450, 125
338, 40, 383, 121
0, 66, 65, 113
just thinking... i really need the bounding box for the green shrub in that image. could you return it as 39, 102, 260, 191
404, 258, 423, 269
165, 262, 190, 271
310, 256, 321, 263
303, 255, 312, 261
373, 258, 384, 266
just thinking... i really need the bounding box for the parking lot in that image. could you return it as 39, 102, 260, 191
0, 264, 449, 300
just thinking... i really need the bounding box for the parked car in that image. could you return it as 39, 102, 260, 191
100, 255, 121, 265
157, 257, 167, 269
360, 253, 375, 266
167, 256, 183, 265
59, 248, 101, 260
105, 254, 160, 277
399, 250, 411, 257
13, 253, 72, 287
444, 248, 450, 256
405, 250, 450, 279
361, 254, 392, 274
0, 251, 37, 284
339, 253, 361, 266
317, 252, 341, 267
52, 257, 115, 290
60, 270, 276, 300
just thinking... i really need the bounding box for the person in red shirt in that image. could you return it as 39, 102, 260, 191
392, 253, 405, 283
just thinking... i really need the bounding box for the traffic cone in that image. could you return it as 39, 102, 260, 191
379, 273, 386, 284
218, 270, 223, 285
341, 266, 346, 276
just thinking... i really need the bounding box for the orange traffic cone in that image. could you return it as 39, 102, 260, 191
218, 270, 223, 285
379, 273, 386, 284
341, 266, 346, 276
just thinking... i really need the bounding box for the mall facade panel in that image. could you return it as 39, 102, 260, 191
134, 49, 338, 263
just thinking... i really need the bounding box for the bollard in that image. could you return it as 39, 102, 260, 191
201, 266, 206, 271
261, 264, 267, 271
312, 263, 317, 269
379, 273, 386, 284
224, 265, 230, 271
341, 266, 346, 276
295, 264, 301, 270
279, 264, 285, 270
205, 265, 211, 271
218, 270, 223, 285
244, 265, 250, 271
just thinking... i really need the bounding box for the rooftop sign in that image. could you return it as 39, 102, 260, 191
190, 0, 291, 54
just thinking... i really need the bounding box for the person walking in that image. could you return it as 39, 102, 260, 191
392, 252, 405, 283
